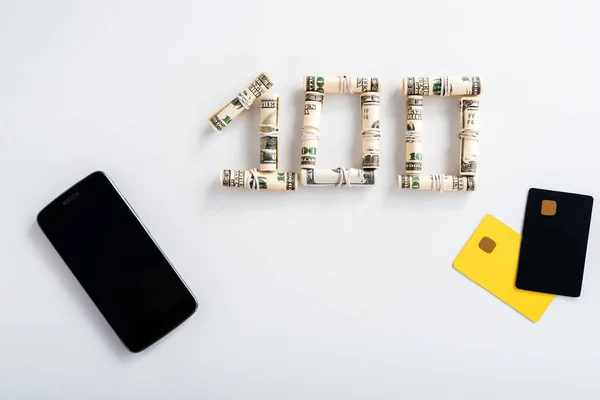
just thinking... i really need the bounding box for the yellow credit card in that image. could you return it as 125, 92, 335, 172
453, 214, 555, 322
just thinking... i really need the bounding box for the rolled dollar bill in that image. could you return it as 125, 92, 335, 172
208, 72, 274, 132
221, 169, 297, 192
397, 174, 476, 192
303, 76, 381, 93
459, 97, 480, 176
405, 95, 423, 175
259, 95, 280, 171
301, 168, 377, 187
361, 93, 380, 169
402, 76, 481, 96
301, 92, 324, 169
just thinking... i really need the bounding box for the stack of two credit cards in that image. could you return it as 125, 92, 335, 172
454, 189, 594, 322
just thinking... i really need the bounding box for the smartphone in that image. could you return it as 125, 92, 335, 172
37, 171, 197, 353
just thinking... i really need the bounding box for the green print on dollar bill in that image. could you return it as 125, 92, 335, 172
405, 152, 422, 172
432, 77, 473, 95
433, 76, 481, 96
412, 176, 420, 189
432, 79, 452, 96
231, 97, 243, 110
401, 176, 421, 189
400, 175, 420, 189
301, 146, 317, 166
302, 147, 317, 155
304, 76, 326, 93
316, 76, 325, 93
249, 176, 268, 190
223, 115, 232, 124
276, 172, 297, 190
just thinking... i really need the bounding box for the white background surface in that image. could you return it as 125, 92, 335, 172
1, 1, 599, 399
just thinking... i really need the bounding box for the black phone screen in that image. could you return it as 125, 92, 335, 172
37, 171, 197, 352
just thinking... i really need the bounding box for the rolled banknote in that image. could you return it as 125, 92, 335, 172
303, 76, 381, 93
459, 97, 480, 176
209, 72, 274, 132
405, 95, 423, 175
259, 95, 280, 171
221, 169, 297, 192
301, 92, 324, 169
361, 93, 380, 169
301, 168, 377, 187
402, 76, 481, 96
397, 174, 476, 192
